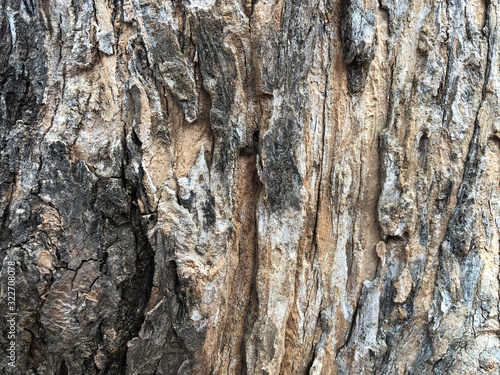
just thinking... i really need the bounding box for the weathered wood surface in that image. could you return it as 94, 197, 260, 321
1, 0, 499, 374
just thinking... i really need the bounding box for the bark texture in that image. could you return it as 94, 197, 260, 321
1, 0, 500, 374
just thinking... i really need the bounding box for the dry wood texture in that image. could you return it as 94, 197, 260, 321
1, 0, 500, 374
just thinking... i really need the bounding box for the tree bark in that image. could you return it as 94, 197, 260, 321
1, 0, 499, 374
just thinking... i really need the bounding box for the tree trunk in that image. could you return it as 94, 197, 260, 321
1, 0, 499, 374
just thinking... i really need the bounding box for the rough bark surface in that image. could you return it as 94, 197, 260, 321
1, 0, 500, 374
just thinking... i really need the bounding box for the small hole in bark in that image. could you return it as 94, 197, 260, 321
253, 131, 260, 153
418, 132, 429, 165
239, 131, 260, 156
59, 360, 68, 375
